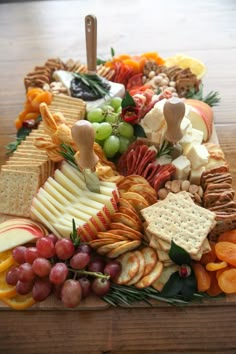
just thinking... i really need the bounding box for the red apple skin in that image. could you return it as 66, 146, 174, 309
185, 99, 213, 141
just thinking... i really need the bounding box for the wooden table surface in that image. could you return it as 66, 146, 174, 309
1, 0, 236, 353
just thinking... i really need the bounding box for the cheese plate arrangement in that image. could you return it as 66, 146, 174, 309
1, 15, 236, 311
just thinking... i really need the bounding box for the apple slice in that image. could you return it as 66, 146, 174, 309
185, 100, 213, 142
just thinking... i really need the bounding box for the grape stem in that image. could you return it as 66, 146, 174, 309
68, 268, 110, 279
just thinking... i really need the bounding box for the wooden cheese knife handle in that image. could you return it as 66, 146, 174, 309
85, 14, 97, 74
163, 97, 186, 144
71, 120, 99, 171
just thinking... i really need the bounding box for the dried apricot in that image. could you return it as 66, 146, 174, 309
206, 272, 223, 297
206, 261, 228, 271
27, 87, 43, 103
216, 266, 233, 280
218, 230, 236, 244
215, 241, 236, 267
31, 91, 52, 109
218, 269, 236, 294
192, 263, 211, 292
200, 241, 216, 265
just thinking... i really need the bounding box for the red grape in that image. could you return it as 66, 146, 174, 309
36, 237, 55, 258
76, 243, 91, 254
6, 266, 19, 286
22, 119, 36, 129
55, 239, 75, 260
61, 279, 82, 308
91, 278, 110, 297
47, 233, 59, 245
53, 283, 63, 300
49, 263, 68, 284
88, 258, 105, 273
24, 247, 39, 264
18, 263, 35, 282
16, 280, 34, 295
78, 277, 91, 298
12, 246, 26, 264
32, 258, 52, 277
32, 278, 52, 302
104, 261, 121, 280
70, 252, 90, 270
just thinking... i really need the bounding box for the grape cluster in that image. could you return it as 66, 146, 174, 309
6, 235, 121, 308
87, 97, 135, 158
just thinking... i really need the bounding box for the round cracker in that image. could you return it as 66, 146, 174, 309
107, 240, 141, 259
97, 241, 128, 255
115, 251, 140, 284
89, 238, 115, 249
127, 250, 145, 285
135, 261, 163, 289
141, 247, 158, 276
119, 206, 142, 227
97, 232, 127, 241
111, 212, 141, 231
152, 265, 179, 292
128, 183, 157, 197
107, 228, 140, 241
109, 222, 143, 238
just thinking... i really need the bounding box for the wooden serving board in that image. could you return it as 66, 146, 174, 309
0, 125, 234, 311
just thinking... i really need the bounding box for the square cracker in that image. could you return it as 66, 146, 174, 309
146, 194, 216, 255
0, 170, 40, 217
1, 164, 43, 185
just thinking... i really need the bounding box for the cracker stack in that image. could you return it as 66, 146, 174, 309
0, 123, 54, 217
48, 94, 86, 126
141, 192, 216, 263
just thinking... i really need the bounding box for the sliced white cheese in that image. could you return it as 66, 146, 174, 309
53, 169, 82, 196
37, 192, 61, 217
37, 188, 64, 212
30, 206, 61, 238
48, 174, 78, 202
186, 144, 209, 169
172, 155, 191, 180
44, 180, 70, 206
60, 162, 87, 190
31, 198, 57, 222
189, 166, 206, 185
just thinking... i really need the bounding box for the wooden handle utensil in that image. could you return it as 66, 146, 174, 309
85, 14, 97, 74
163, 97, 186, 144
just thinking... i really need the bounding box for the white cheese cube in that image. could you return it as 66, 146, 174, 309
192, 128, 204, 144
171, 155, 191, 180
189, 166, 206, 185
181, 117, 192, 135
186, 144, 209, 169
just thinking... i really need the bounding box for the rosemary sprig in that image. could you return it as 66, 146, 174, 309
59, 143, 79, 170
157, 140, 173, 158
73, 72, 110, 98
103, 284, 213, 307
70, 219, 80, 248
186, 83, 220, 106
201, 90, 221, 106
5, 137, 24, 155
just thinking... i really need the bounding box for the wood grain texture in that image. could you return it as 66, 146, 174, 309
0, 0, 236, 353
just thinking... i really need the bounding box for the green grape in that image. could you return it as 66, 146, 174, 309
87, 108, 104, 123
103, 135, 120, 158
101, 104, 114, 114
110, 97, 122, 112
119, 136, 131, 154
92, 122, 100, 131
105, 112, 119, 124
95, 122, 112, 140
118, 121, 134, 139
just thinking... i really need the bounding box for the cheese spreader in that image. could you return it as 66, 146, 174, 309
71, 120, 101, 193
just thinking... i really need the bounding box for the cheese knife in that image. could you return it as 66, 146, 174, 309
71, 120, 101, 193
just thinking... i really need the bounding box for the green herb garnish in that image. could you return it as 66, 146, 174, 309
73, 72, 110, 98
157, 140, 173, 157
103, 283, 209, 307
186, 83, 220, 106
59, 143, 79, 170
70, 219, 80, 248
